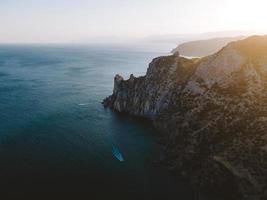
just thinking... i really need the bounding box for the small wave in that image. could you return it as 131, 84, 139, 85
78, 103, 88, 106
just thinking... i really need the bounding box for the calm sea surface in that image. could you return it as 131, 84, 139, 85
0, 44, 194, 199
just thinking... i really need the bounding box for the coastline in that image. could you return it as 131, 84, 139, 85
103, 36, 267, 200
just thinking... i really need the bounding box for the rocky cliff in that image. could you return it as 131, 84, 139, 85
103, 36, 267, 200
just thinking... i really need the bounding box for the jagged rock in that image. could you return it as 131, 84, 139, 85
103, 35, 267, 200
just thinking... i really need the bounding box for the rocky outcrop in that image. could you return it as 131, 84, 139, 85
103, 36, 267, 200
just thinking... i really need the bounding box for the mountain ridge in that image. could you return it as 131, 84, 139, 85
171, 36, 246, 57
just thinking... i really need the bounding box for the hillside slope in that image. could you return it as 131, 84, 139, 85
171, 36, 245, 57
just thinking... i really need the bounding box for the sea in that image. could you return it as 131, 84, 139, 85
0, 44, 195, 199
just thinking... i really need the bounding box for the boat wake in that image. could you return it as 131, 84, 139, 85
112, 145, 124, 162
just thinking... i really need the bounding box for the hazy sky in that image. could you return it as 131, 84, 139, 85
1, 0, 267, 43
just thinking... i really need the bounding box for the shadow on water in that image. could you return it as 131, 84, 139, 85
0, 109, 195, 200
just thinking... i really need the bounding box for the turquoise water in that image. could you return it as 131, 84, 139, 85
0, 44, 194, 199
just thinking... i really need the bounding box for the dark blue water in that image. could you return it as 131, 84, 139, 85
0, 44, 194, 199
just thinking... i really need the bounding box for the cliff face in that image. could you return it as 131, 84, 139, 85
103, 36, 267, 200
